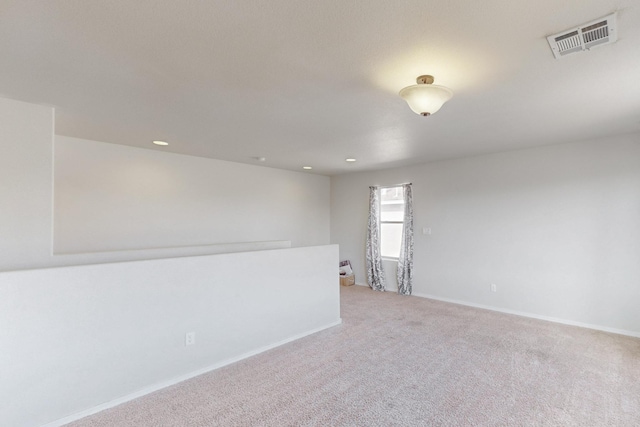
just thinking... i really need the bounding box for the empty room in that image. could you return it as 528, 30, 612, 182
1, 1, 639, 426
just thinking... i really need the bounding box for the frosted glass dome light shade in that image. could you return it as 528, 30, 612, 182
399, 75, 453, 116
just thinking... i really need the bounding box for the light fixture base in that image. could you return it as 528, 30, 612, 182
416, 75, 435, 85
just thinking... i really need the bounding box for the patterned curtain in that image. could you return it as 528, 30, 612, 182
366, 186, 386, 291
397, 184, 414, 295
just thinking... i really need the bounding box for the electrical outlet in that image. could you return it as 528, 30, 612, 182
185, 332, 195, 346
490, 283, 497, 292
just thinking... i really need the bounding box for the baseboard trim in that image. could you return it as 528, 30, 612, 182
412, 292, 640, 339
41, 319, 343, 427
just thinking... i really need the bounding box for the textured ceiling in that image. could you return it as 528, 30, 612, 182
1, 0, 639, 175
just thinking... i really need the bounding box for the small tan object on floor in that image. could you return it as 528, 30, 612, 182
339, 260, 355, 286
339, 274, 355, 286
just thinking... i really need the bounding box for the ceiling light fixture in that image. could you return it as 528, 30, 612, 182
303, 166, 312, 170
153, 140, 169, 146
399, 75, 453, 116
345, 158, 356, 162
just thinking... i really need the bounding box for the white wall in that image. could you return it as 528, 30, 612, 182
0, 96, 330, 271
382, 259, 398, 292
0, 98, 54, 271
331, 133, 640, 335
0, 245, 340, 427
54, 136, 329, 255
0, 96, 338, 426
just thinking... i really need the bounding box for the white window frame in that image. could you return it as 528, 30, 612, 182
379, 185, 404, 260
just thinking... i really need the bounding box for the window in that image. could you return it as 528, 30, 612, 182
380, 186, 404, 258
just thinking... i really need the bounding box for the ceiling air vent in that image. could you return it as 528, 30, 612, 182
547, 12, 617, 59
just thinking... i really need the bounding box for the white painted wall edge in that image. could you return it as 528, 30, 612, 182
352, 284, 640, 339
41, 319, 342, 427
3, 240, 293, 272
52, 240, 292, 256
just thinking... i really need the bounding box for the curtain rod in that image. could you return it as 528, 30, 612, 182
370, 183, 412, 189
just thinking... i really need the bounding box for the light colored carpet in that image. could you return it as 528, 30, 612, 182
68, 285, 640, 426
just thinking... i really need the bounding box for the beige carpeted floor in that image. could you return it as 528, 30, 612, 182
68, 285, 640, 426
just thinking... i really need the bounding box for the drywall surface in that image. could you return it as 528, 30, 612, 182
331, 133, 640, 335
0, 98, 54, 271
382, 259, 398, 292
54, 136, 330, 255
0, 97, 337, 426
0, 96, 329, 271
0, 245, 340, 427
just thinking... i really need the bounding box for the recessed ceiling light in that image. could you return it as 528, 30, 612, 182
257, 157, 267, 162
345, 158, 357, 162
303, 166, 312, 170
153, 140, 169, 146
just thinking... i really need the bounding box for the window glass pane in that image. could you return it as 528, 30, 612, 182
381, 203, 404, 221
381, 223, 403, 258
381, 186, 404, 202
380, 186, 404, 222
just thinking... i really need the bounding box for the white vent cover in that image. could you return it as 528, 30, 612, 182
547, 13, 617, 59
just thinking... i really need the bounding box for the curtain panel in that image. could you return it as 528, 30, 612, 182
397, 183, 414, 295
366, 186, 386, 291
